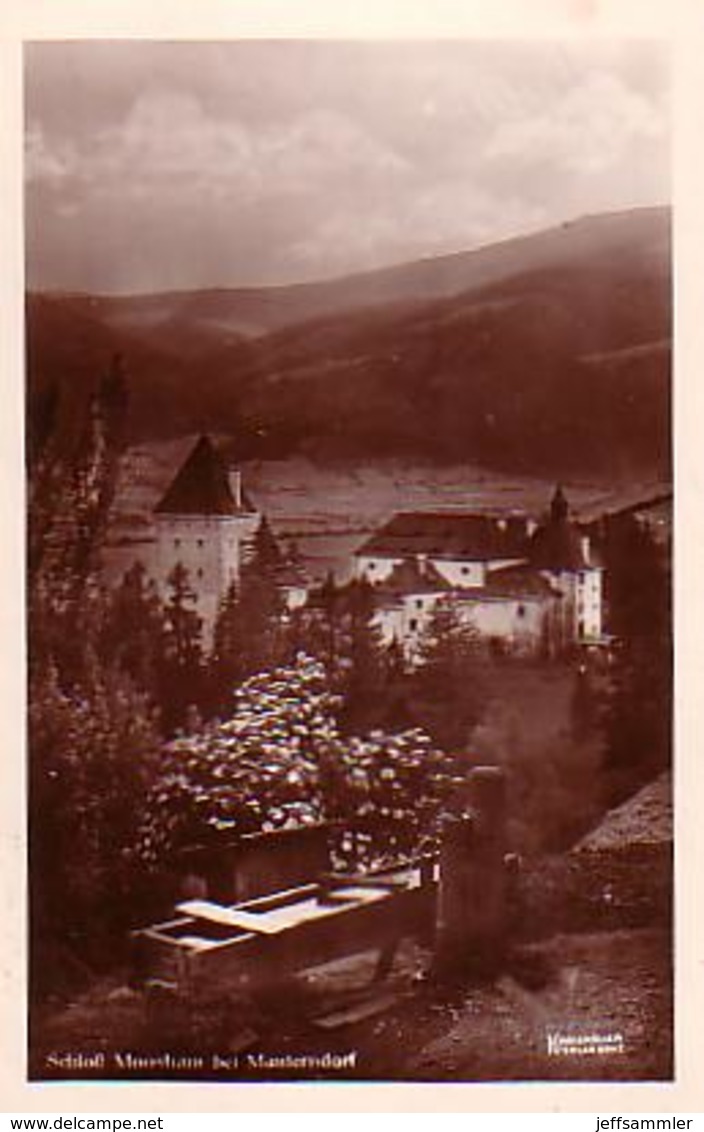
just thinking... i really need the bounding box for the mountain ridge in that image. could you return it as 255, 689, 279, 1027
29, 205, 669, 341
26, 205, 671, 480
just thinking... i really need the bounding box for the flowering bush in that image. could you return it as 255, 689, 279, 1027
324, 728, 455, 868
140, 654, 458, 869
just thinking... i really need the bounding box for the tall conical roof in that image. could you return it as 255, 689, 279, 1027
530, 487, 589, 570
550, 484, 569, 523
155, 435, 242, 516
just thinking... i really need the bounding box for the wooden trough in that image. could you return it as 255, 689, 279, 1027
132, 862, 434, 999
132, 766, 509, 999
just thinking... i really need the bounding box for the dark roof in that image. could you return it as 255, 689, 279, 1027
573, 772, 672, 854
155, 436, 254, 517
275, 562, 310, 588
481, 564, 557, 599
377, 557, 451, 597
529, 517, 590, 570
373, 561, 553, 610
357, 512, 531, 562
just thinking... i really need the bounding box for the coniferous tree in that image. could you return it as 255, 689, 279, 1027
600, 514, 671, 801
159, 563, 204, 733
27, 357, 163, 990
570, 664, 600, 742
237, 517, 288, 670
100, 561, 167, 706
317, 571, 342, 672
286, 574, 389, 730
376, 637, 416, 732
29, 660, 159, 988
408, 597, 486, 751
210, 579, 242, 713
209, 519, 288, 714
337, 578, 386, 732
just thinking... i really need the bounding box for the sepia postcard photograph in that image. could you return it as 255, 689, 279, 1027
21, 28, 678, 1093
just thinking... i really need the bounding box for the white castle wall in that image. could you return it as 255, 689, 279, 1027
155, 511, 259, 641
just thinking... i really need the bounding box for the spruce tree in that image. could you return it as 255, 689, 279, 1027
409, 597, 486, 751
208, 518, 288, 715
600, 514, 671, 801
100, 561, 167, 705
159, 563, 204, 733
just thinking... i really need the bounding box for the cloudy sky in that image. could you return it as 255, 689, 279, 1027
25, 39, 669, 294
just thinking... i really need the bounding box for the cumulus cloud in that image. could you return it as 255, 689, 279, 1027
25, 124, 75, 186
485, 69, 666, 175
24, 40, 670, 292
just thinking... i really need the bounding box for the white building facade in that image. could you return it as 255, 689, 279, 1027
154, 435, 260, 640
357, 488, 604, 659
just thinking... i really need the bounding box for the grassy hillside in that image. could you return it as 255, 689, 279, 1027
27, 206, 671, 479
35, 205, 669, 342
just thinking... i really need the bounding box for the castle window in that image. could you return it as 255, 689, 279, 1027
174, 538, 181, 549
517, 604, 526, 618
197, 568, 204, 579
197, 539, 204, 548
409, 618, 418, 632
416, 599, 423, 609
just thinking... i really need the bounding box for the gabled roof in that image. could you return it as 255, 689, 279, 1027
529, 517, 590, 570
481, 564, 557, 599
378, 557, 451, 597
155, 435, 255, 517
572, 772, 672, 854
373, 560, 553, 610
356, 512, 531, 562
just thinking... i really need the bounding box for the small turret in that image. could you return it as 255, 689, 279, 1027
550, 484, 569, 524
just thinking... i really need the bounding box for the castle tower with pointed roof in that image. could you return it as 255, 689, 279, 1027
529, 484, 603, 648
154, 435, 260, 639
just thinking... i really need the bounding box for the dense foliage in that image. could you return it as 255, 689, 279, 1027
140, 654, 460, 872
599, 514, 671, 803
27, 353, 670, 1003
30, 662, 160, 977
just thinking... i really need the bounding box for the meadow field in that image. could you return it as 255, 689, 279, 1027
104, 436, 668, 585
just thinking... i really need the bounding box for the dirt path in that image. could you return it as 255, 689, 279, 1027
356, 928, 672, 1081
31, 927, 671, 1082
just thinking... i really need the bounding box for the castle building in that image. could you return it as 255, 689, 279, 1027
529, 485, 603, 648
154, 435, 260, 638
355, 512, 533, 589
355, 486, 604, 658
